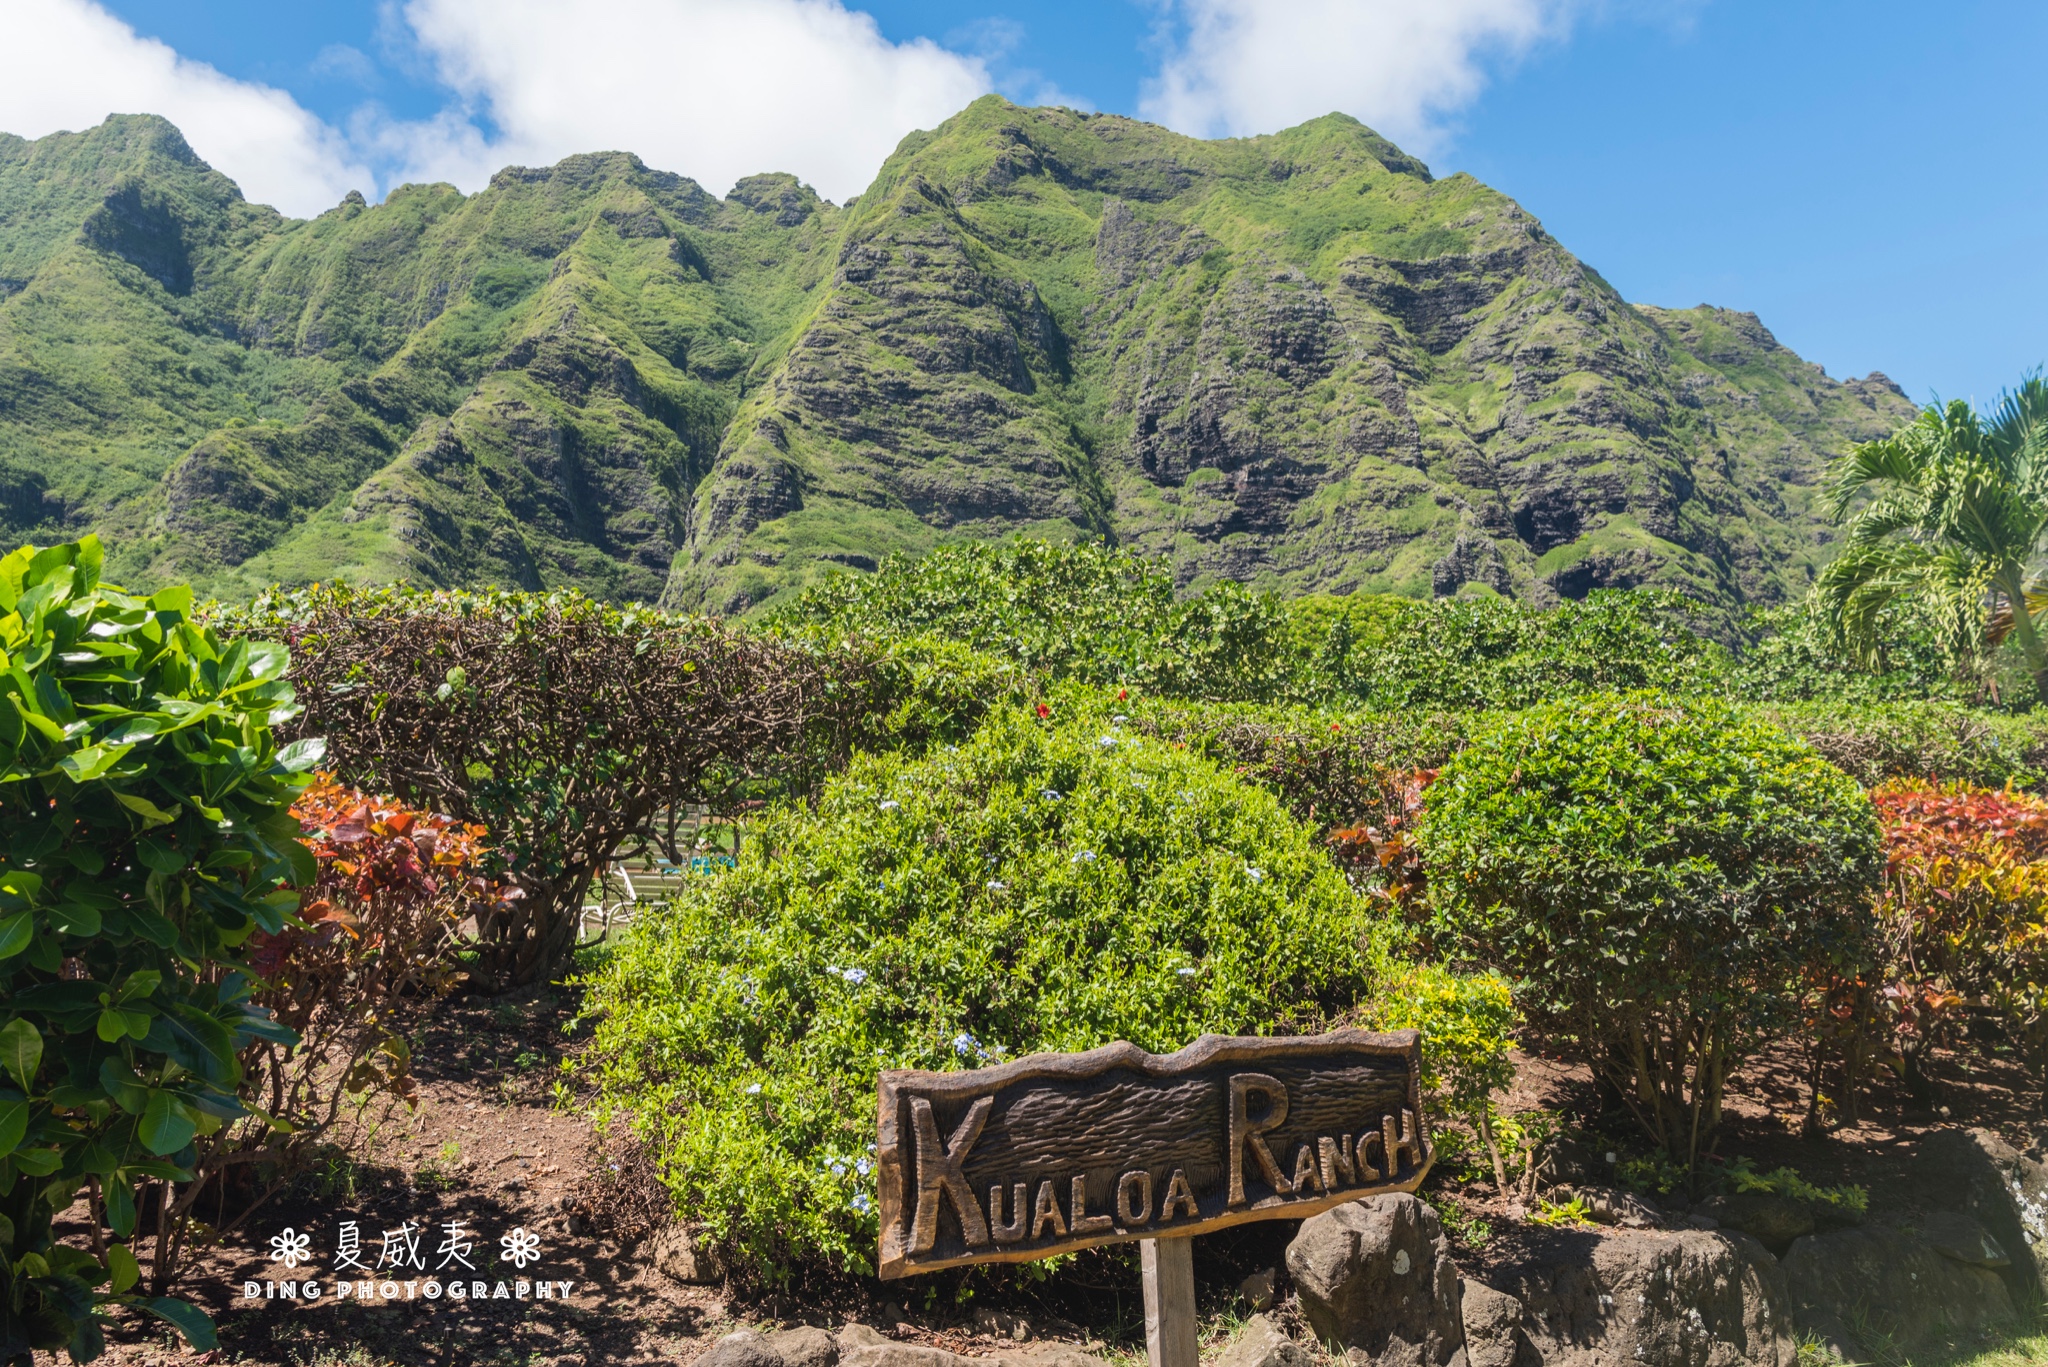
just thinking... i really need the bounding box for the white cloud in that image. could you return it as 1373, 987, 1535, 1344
1, 0, 374, 217
1141, 0, 1573, 152
391, 0, 993, 202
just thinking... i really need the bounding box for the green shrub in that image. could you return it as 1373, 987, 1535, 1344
771, 538, 1308, 702
582, 704, 1394, 1278
1730, 602, 1970, 706
1756, 699, 2048, 790
1418, 692, 1882, 1166
1352, 590, 1731, 711
0, 538, 315, 1360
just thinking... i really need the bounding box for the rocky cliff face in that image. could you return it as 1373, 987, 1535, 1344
0, 102, 1914, 608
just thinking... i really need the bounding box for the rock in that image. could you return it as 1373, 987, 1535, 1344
1922, 1127, 2048, 1301
971, 1308, 1032, 1341
1685, 1213, 1720, 1231
1697, 1192, 1814, 1252
1922, 1210, 2012, 1269
1457, 1279, 1532, 1367
987, 1350, 1109, 1367
1285, 1193, 1464, 1364
1498, 1229, 1795, 1367
1238, 1267, 1278, 1312
1216, 1314, 1309, 1367
1557, 1185, 1662, 1228
700, 1332, 789, 1367
841, 1346, 970, 1367
1781, 1222, 2015, 1358
647, 1225, 723, 1285
766, 1327, 841, 1367
837, 1326, 890, 1351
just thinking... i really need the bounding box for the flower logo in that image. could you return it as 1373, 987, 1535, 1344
500, 1227, 542, 1269
269, 1227, 312, 1269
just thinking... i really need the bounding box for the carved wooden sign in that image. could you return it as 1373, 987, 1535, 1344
876, 1028, 1429, 1279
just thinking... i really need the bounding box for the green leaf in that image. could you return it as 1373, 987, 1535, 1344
11, 1145, 60, 1175
0, 912, 31, 960
47, 902, 101, 937
0, 1017, 41, 1091
0, 1097, 26, 1155
113, 790, 180, 826
274, 737, 326, 773
145, 1297, 217, 1352
106, 1241, 139, 1292
96, 1010, 129, 1044
135, 837, 187, 874
99, 1057, 148, 1115
54, 737, 132, 778
140, 1091, 197, 1155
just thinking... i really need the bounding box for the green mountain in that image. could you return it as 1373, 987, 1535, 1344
0, 99, 1914, 611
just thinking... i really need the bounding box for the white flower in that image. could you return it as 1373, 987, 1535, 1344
830, 1160, 848, 1176
856, 1158, 872, 1177
744, 1083, 763, 1095
499, 1227, 542, 1270
842, 967, 869, 986
269, 1227, 312, 1269
1097, 734, 1118, 748
1072, 849, 1097, 863
879, 799, 900, 811
1041, 789, 1062, 800
986, 880, 1006, 891
1177, 967, 1199, 978
852, 1192, 872, 1214
953, 1033, 981, 1059
1111, 714, 1129, 724
1246, 866, 1265, 883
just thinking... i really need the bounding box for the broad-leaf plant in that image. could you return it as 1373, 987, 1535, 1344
0, 538, 317, 1364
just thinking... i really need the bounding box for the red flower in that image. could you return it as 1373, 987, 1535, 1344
1036, 703, 1051, 719
1117, 689, 1128, 700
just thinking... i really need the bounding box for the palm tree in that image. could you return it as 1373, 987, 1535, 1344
1818, 376, 2048, 702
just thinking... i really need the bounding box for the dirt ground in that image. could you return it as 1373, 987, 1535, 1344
82, 984, 2048, 1367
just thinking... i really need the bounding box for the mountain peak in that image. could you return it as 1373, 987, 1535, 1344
0, 106, 1914, 614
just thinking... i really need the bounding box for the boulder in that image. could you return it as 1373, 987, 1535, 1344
987, 1350, 1110, 1367
1556, 1185, 1662, 1229
1922, 1210, 2012, 1269
1921, 1127, 2048, 1302
1238, 1267, 1279, 1312
699, 1332, 790, 1367
647, 1225, 724, 1284
1695, 1192, 1814, 1252
1285, 1194, 1464, 1365
837, 1326, 890, 1351
766, 1327, 841, 1367
1458, 1279, 1535, 1367
841, 1346, 968, 1367
1216, 1315, 1311, 1367
1499, 1229, 1795, 1367
971, 1308, 1032, 1341
1781, 1222, 2015, 1358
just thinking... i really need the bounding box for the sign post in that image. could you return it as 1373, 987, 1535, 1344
876, 1028, 1430, 1357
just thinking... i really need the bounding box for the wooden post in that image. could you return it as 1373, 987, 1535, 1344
1140, 1236, 1198, 1367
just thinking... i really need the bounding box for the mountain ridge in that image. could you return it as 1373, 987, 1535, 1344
0, 100, 1914, 613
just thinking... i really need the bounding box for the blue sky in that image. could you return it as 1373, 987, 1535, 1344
10, 0, 2045, 408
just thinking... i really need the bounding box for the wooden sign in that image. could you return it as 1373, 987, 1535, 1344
876, 1028, 1429, 1279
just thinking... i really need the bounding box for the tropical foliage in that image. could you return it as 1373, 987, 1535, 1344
0, 538, 316, 1361
1819, 378, 2048, 701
